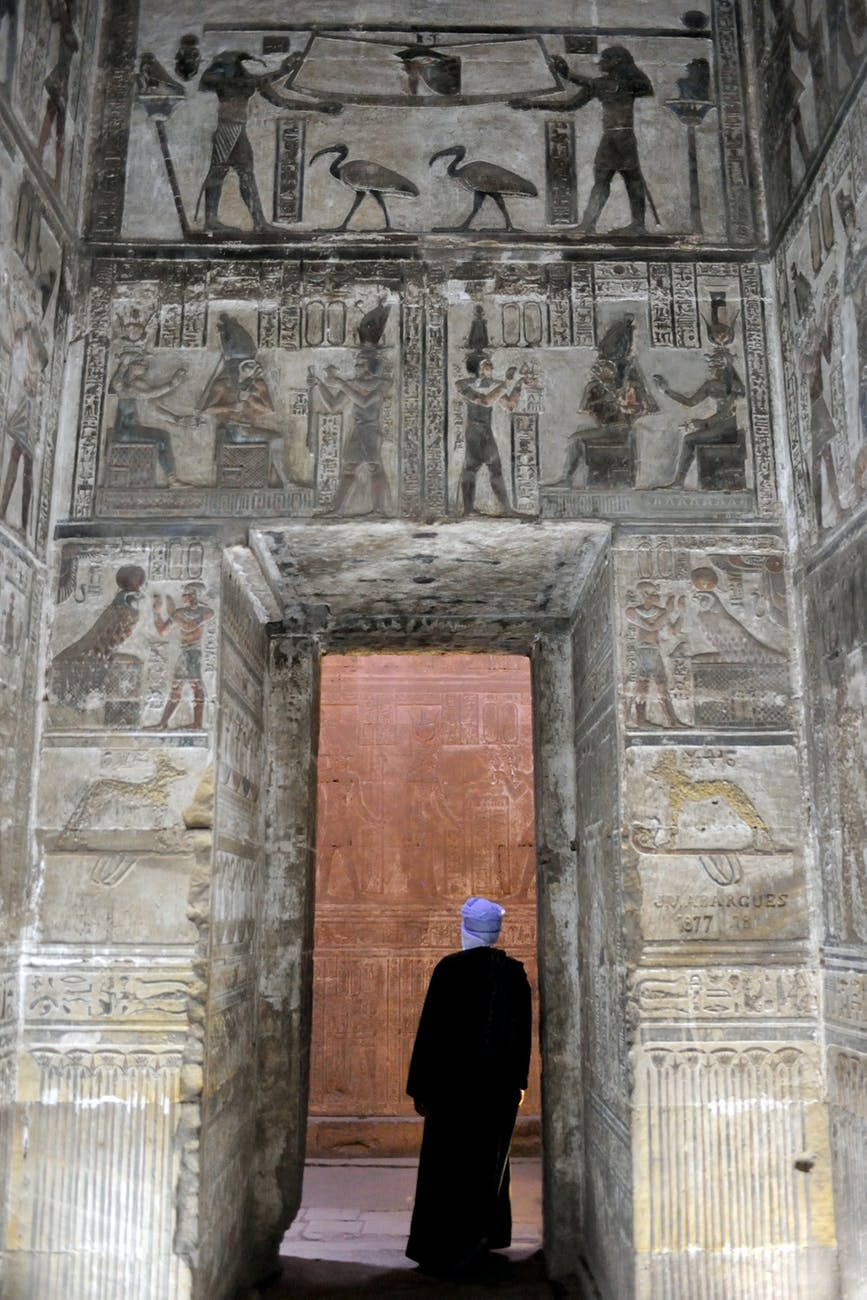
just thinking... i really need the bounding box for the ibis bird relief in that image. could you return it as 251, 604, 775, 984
113, 9, 755, 245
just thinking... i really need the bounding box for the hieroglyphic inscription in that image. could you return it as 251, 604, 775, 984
71, 270, 112, 519
571, 265, 596, 348
423, 275, 448, 513
400, 282, 423, 514
275, 119, 305, 223
715, 0, 756, 244
671, 263, 699, 348
649, 264, 675, 347
595, 262, 648, 301
825, 967, 867, 1033
179, 271, 207, 349
547, 265, 572, 347
545, 119, 577, 225
511, 413, 540, 513
739, 262, 777, 514
632, 967, 818, 1021
89, 0, 138, 240
315, 414, 342, 503
25, 969, 189, 1023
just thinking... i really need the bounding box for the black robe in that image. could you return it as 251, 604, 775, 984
405, 945, 532, 1271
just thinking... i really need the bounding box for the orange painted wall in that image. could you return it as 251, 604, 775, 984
309, 652, 539, 1154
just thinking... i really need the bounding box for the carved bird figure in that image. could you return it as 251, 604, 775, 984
309, 144, 419, 231
356, 294, 391, 347
52, 565, 147, 671
429, 145, 538, 231
136, 52, 185, 98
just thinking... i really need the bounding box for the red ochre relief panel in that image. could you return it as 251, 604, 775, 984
309, 653, 540, 1142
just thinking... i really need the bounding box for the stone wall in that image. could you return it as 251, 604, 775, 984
615, 530, 835, 1295
572, 546, 632, 1299
1, 0, 865, 1295
193, 554, 268, 1299
0, 0, 103, 1274
751, 0, 867, 233
775, 71, 867, 1299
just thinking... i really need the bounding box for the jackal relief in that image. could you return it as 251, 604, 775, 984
649, 750, 775, 852
58, 752, 188, 844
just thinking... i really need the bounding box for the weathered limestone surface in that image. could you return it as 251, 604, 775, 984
0, 0, 102, 1277
0, 0, 865, 1296
774, 68, 867, 1300
572, 548, 633, 1300
192, 556, 269, 1299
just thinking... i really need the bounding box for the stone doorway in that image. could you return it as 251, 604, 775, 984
246, 520, 609, 1286
306, 650, 541, 1160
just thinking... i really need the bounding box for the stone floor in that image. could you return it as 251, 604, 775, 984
253, 1157, 590, 1297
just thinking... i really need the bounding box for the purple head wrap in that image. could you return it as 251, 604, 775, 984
460, 896, 504, 950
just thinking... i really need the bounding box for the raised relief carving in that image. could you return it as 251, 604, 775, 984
57, 751, 189, 843
50, 562, 147, 727
617, 543, 791, 731
632, 967, 818, 1021
778, 82, 867, 545
149, 582, 214, 730
626, 744, 805, 944
635, 1043, 833, 1295
754, 0, 866, 226
48, 544, 219, 732
25, 969, 189, 1023
447, 265, 767, 522
82, 268, 417, 520
68, 260, 777, 526
116, 15, 752, 246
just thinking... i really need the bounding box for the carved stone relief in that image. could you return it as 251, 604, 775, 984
0, 538, 41, 929
107, 4, 755, 246
625, 743, 806, 946
752, 0, 867, 228
804, 528, 867, 948
0, 0, 101, 206
827, 1044, 867, 1298
615, 538, 792, 731
6, 1044, 189, 1300
448, 263, 774, 520
633, 1042, 836, 1296
776, 76, 867, 547
47, 540, 218, 732
0, 149, 67, 553
70, 259, 777, 525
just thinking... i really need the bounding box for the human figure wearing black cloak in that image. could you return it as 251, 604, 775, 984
405, 896, 532, 1277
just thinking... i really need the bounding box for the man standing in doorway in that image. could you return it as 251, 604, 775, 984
406, 896, 532, 1279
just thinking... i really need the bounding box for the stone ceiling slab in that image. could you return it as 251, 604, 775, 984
250, 521, 608, 637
